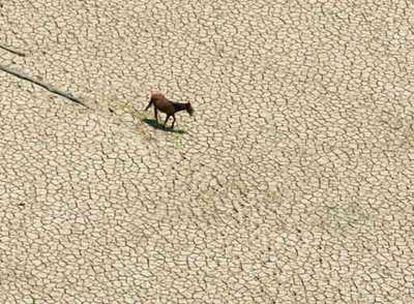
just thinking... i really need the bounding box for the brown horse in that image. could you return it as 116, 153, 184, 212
145, 93, 194, 129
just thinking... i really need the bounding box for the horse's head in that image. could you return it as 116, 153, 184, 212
186, 103, 194, 116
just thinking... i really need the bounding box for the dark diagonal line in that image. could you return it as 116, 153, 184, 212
0, 44, 26, 57
0, 65, 89, 108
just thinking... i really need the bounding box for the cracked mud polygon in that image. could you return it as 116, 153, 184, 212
0, 1, 413, 303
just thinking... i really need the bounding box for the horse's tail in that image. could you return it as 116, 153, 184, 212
145, 98, 153, 111
145, 88, 158, 110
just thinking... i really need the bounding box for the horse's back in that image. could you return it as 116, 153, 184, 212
151, 94, 175, 114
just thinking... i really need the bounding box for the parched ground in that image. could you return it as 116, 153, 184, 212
0, 0, 413, 303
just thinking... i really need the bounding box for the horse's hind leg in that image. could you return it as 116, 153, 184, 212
154, 108, 159, 123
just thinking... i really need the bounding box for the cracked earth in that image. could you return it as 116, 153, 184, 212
0, 0, 413, 303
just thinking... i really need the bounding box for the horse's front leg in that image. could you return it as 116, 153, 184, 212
171, 114, 176, 129
163, 115, 170, 128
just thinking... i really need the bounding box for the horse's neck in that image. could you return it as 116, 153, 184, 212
173, 102, 187, 112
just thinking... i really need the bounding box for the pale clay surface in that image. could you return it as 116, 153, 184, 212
0, 0, 413, 303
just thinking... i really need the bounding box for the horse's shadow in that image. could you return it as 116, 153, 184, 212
142, 118, 186, 134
